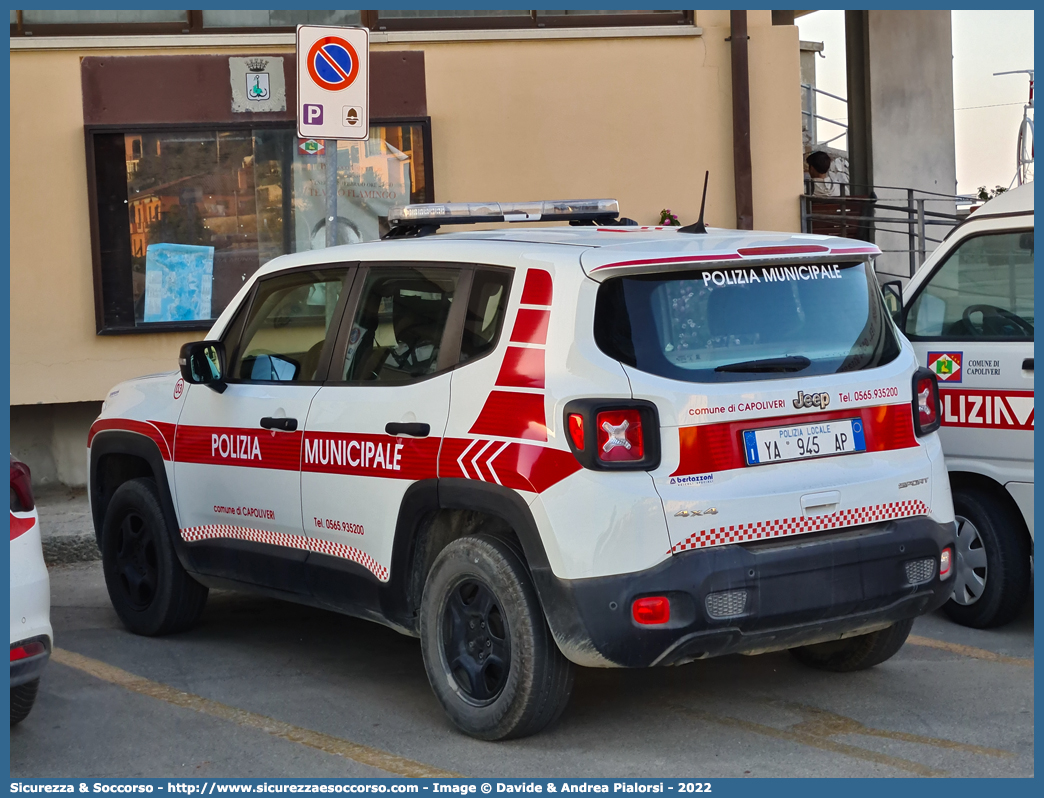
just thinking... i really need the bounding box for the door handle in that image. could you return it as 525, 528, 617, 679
260, 417, 298, 432
1022, 358, 1034, 371
385, 422, 430, 437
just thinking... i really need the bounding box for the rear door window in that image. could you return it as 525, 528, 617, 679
459, 268, 512, 363
341, 266, 462, 382
594, 261, 900, 383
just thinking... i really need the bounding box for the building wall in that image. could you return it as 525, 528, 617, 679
10, 403, 102, 487
10, 13, 803, 414
867, 10, 956, 278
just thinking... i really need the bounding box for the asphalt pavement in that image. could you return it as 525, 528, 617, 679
11, 559, 1034, 779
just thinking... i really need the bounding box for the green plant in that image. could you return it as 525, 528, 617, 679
976, 185, 1008, 202
659, 208, 680, 226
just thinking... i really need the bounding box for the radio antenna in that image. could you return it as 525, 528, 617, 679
678, 171, 710, 234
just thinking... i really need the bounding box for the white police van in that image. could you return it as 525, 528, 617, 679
89, 199, 955, 739
892, 183, 1033, 628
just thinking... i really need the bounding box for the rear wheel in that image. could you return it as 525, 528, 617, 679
10, 679, 40, 725
943, 487, 1031, 629
789, 619, 914, 672
101, 478, 208, 636
418, 535, 574, 740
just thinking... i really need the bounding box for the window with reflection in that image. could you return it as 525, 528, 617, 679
201, 10, 361, 28
89, 122, 432, 332
12, 9, 691, 35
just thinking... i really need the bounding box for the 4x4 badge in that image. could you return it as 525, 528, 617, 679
675, 508, 718, 518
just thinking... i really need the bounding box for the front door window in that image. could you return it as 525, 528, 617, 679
231, 269, 346, 383
905, 231, 1034, 341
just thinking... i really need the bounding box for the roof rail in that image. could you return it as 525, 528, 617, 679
383, 199, 625, 238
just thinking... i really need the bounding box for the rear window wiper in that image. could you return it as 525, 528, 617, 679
714, 355, 812, 373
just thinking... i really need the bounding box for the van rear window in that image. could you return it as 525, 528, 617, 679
594, 261, 900, 383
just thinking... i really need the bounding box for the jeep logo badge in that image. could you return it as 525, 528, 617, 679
794, 390, 830, 410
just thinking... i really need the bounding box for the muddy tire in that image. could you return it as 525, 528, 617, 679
419, 535, 574, 740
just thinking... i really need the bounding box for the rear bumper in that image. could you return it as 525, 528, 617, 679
535, 515, 956, 667
11, 636, 51, 688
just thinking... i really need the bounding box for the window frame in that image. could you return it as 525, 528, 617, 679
12, 9, 192, 36
221, 264, 357, 387
901, 227, 1035, 343
85, 118, 435, 335
365, 10, 694, 32
12, 10, 694, 36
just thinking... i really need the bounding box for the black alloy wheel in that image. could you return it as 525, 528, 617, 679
441, 578, 511, 705
101, 478, 208, 636
418, 534, 574, 740
113, 511, 160, 610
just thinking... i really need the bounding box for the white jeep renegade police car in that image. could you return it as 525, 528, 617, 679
891, 183, 1033, 628
89, 199, 956, 740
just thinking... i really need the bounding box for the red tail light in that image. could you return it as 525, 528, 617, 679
568, 413, 585, 451
10, 458, 34, 512
632, 596, 671, 625
563, 400, 660, 470
912, 368, 941, 435
596, 408, 645, 462
10, 641, 45, 661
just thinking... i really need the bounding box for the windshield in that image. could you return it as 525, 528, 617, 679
594, 261, 900, 383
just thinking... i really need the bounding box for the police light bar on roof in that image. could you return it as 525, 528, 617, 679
388, 199, 620, 227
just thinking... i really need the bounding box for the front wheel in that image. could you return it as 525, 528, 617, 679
418, 535, 574, 740
789, 619, 914, 672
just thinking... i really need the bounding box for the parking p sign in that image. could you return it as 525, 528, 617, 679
296, 25, 369, 140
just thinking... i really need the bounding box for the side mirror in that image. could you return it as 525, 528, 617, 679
881, 280, 904, 326
179, 341, 227, 393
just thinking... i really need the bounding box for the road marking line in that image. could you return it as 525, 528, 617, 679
907, 635, 1033, 668
51, 647, 460, 778
670, 704, 946, 777
781, 702, 1013, 759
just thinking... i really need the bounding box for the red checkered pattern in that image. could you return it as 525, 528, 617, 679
180, 524, 389, 582
669, 500, 931, 554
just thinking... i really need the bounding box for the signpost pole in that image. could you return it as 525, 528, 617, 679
325, 141, 338, 248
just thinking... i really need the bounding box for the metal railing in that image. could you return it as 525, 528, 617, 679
801, 183, 973, 277
801, 83, 848, 147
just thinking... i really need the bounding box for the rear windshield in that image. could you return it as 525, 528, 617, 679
594, 261, 900, 383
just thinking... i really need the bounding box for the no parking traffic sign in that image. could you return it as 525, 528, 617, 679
296, 25, 369, 140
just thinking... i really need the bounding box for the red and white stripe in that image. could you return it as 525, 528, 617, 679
455, 438, 513, 484
181, 524, 389, 582
669, 500, 930, 553
468, 268, 553, 442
